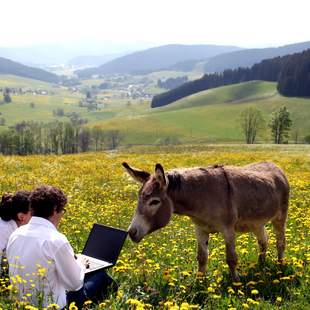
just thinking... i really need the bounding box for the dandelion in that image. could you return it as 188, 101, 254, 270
247, 298, 259, 305
251, 289, 259, 295
212, 294, 221, 299
117, 290, 124, 299
227, 287, 235, 294
69, 302, 78, 310
47, 304, 60, 309
246, 280, 256, 286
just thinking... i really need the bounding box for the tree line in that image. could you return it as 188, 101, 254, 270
151, 49, 310, 108
0, 121, 122, 155
277, 49, 310, 97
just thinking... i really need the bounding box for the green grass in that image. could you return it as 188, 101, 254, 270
1, 75, 310, 145
91, 81, 310, 144
0, 146, 309, 309
0, 75, 55, 89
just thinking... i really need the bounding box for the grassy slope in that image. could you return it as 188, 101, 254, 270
0, 75, 122, 125
94, 81, 310, 144
1, 75, 309, 144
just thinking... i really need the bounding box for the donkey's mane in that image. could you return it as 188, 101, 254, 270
167, 171, 182, 192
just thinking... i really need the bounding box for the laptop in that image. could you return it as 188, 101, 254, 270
75, 223, 128, 273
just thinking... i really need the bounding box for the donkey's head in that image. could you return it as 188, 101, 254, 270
123, 162, 173, 243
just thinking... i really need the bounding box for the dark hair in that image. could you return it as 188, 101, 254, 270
30, 185, 67, 218
0, 190, 31, 222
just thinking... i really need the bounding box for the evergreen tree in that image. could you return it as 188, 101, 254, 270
268, 106, 292, 144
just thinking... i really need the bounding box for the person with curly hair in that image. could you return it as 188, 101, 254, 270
0, 190, 32, 271
7, 185, 116, 309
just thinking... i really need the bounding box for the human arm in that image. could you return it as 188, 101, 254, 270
54, 242, 85, 291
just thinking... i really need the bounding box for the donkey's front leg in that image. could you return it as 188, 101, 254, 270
195, 226, 210, 273
223, 227, 239, 282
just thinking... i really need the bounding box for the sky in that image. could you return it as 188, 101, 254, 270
1, 0, 310, 49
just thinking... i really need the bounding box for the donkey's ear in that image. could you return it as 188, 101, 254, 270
122, 162, 150, 183
155, 163, 168, 189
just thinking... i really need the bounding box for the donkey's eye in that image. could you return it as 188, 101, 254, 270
149, 199, 160, 206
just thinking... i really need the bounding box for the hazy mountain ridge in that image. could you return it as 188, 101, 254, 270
203, 41, 310, 73
0, 57, 59, 83
151, 48, 310, 108
75, 44, 243, 77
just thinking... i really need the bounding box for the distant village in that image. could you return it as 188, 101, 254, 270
0, 87, 50, 96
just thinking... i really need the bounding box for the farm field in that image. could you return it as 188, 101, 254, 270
0, 144, 309, 309
1, 75, 310, 145
90, 81, 310, 144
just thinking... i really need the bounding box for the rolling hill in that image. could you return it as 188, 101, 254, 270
203, 41, 310, 73
166, 41, 310, 73
0, 57, 59, 83
76, 44, 243, 77
90, 81, 310, 144
1, 75, 309, 145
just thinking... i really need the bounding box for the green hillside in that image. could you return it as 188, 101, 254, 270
0, 76, 309, 144
0, 57, 59, 83
91, 81, 310, 144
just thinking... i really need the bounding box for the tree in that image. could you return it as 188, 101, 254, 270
239, 107, 265, 144
86, 91, 92, 100
304, 135, 310, 144
3, 88, 12, 103
78, 128, 91, 152
105, 130, 122, 149
268, 106, 292, 144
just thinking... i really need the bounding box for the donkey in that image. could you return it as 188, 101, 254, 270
123, 161, 289, 281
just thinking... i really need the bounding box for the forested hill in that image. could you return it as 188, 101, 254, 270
151, 49, 310, 108
75, 44, 242, 77
0, 57, 59, 83
203, 41, 310, 73
278, 49, 310, 97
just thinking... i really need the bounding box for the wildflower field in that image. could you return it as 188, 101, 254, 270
0, 145, 309, 309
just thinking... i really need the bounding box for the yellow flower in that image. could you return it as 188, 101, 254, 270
47, 304, 60, 309
117, 290, 124, 299
251, 289, 259, 295
212, 294, 221, 299
207, 286, 215, 293
227, 287, 235, 294
84, 300, 92, 305
69, 302, 78, 310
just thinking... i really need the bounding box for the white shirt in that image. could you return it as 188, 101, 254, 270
7, 216, 85, 309
0, 218, 18, 263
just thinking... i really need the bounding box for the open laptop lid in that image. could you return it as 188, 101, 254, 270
82, 223, 128, 265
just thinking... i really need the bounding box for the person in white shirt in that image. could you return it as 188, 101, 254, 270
0, 190, 32, 273
7, 185, 117, 309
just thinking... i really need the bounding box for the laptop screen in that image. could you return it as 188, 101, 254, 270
82, 223, 128, 264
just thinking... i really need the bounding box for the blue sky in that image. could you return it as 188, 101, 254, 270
1, 0, 309, 48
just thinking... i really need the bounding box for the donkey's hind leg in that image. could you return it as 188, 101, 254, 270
223, 227, 239, 282
272, 218, 287, 263
272, 206, 288, 263
195, 226, 210, 274
253, 226, 268, 264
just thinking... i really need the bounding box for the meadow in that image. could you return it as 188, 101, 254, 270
1, 75, 310, 145
0, 144, 309, 309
